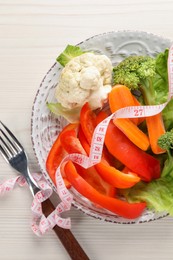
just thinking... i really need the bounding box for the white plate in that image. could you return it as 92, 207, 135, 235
31, 31, 171, 224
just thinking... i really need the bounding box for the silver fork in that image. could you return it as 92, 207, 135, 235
0, 121, 40, 196
0, 121, 89, 260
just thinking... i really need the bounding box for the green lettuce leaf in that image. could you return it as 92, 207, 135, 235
162, 99, 173, 131
153, 49, 169, 104
47, 102, 80, 123
122, 176, 173, 215
56, 45, 85, 67
155, 48, 169, 82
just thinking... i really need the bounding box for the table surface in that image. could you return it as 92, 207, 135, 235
1, 0, 173, 259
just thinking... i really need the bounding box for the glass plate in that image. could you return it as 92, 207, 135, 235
31, 30, 171, 224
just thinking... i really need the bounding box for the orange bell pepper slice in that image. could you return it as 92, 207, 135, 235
95, 160, 140, 189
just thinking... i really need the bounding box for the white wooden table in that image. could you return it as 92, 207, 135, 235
1, 1, 173, 259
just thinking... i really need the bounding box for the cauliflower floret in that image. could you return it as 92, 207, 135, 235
95, 55, 113, 84
80, 66, 102, 90
56, 74, 90, 109
55, 52, 112, 110
89, 84, 112, 110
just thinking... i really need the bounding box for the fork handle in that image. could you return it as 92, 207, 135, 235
42, 198, 90, 260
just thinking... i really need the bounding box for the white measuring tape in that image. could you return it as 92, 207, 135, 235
0, 46, 173, 235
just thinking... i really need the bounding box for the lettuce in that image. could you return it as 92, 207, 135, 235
162, 99, 173, 131
47, 102, 80, 123
56, 45, 85, 67
122, 176, 173, 215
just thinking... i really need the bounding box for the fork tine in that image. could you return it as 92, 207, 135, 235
0, 142, 10, 162
0, 121, 23, 151
0, 128, 19, 154
0, 135, 14, 156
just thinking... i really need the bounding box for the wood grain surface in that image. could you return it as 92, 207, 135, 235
1, 1, 173, 259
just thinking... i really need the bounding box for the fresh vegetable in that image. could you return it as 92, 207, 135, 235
95, 160, 141, 189
60, 128, 87, 155
157, 128, 173, 177
113, 118, 149, 151
59, 127, 115, 196
78, 123, 116, 166
109, 84, 138, 125
79, 103, 117, 166
146, 113, 166, 154
61, 116, 139, 189
105, 121, 161, 182
46, 123, 78, 187
113, 50, 169, 104
47, 103, 81, 124
78, 123, 141, 189
78, 125, 90, 155
113, 49, 169, 154
64, 160, 146, 219
108, 85, 149, 150
109, 83, 145, 127
132, 95, 145, 125
80, 102, 97, 145
121, 129, 173, 215
121, 178, 173, 216
162, 99, 173, 131
48, 45, 113, 123
56, 44, 85, 67
56, 52, 112, 110
96, 110, 108, 125
74, 164, 115, 197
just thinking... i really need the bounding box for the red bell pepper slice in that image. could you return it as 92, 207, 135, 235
46, 123, 78, 187
64, 161, 146, 219
78, 123, 115, 166
60, 129, 87, 155
105, 121, 161, 182
60, 127, 115, 197
75, 164, 115, 197
96, 110, 108, 125
78, 125, 137, 188
79, 103, 116, 166
80, 102, 97, 145
78, 125, 90, 155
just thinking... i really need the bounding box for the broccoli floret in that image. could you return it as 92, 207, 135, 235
157, 129, 173, 177
113, 49, 169, 106
114, 56, 155, 88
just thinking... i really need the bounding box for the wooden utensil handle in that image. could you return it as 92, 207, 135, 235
42, 198, 90, 260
